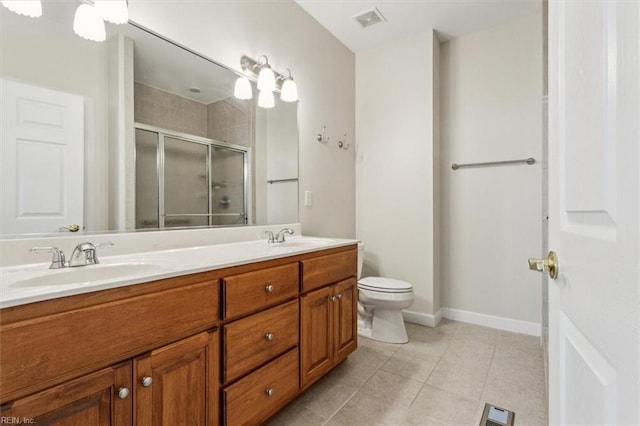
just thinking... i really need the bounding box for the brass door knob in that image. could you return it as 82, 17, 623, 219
528, 251, 559, 279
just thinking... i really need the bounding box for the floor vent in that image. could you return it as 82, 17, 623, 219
480, 403, 515, 426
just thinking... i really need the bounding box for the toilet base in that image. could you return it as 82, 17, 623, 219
357, 308, 408, 344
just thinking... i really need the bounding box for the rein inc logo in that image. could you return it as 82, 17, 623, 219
0, 418, 35, 424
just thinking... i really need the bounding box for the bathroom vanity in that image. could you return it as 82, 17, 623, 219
0, 238, 357, 425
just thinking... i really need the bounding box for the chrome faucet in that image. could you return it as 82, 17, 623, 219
275, 228, 294, 243
30, 246, 67, 269
69, 242, 114, 267
264, 228, 295, 243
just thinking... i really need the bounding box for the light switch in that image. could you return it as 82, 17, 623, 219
304, 190, 312, 207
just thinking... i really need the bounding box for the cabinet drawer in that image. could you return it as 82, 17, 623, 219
224, 348, 299, 426
223, 262, 299, 320
223, 300, 299, 383
301, 248, 357, 292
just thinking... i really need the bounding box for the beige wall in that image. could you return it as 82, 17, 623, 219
440, 13, 543, 329
129, 0, 356, 238
356, 30, 438, 324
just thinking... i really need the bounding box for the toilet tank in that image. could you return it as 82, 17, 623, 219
357, 243, 365, 279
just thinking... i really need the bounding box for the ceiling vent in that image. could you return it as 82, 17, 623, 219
353, 7, 386, 29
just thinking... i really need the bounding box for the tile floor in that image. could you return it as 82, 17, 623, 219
268, 320, 547, 426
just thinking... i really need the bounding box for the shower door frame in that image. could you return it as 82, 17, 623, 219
134, 122, 250, 229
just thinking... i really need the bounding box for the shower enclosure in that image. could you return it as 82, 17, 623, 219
135, 124, 248, 229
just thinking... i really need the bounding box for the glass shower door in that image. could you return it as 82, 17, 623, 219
210, 147, 247, 225
163, 136, 209, 227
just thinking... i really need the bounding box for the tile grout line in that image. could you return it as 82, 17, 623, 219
321, 347, 392, 425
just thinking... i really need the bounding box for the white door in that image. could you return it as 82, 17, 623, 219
1, 79, 84, 235
548, 1, 639, 424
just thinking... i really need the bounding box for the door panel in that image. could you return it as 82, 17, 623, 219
548, 1, 639, 424
0, 362, 132, 425
300, 286, 333, 387
333, 278, 357, 362
135, 331, 218, 426
1, 79, 84, 235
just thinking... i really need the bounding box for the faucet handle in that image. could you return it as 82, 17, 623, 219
30, 246, 67, 269
264, 231, 276, 244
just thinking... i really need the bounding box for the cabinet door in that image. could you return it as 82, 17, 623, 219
0, 362, 132, 425
300, 286, 333, 388
333, 278, 358, 363
135, 330, 219, 426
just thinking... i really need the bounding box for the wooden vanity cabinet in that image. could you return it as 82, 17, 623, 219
0, 361, 133, 425
0, 272, 220, 425
135, 330, 219, 426
300, 278, 358, 388
0, 244, 359, 425
300, 249, 358, 389
221, 262, 301, 425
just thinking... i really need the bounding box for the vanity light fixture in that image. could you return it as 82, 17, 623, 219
74, 0, 129, 42
234, 76, 253, 100
1, 0, 42, 18
237, 55, 299, 106
73, 2, 106, 42
258, 89, 275, 109
279, 69, 298, 103
256, 56, 276, 92
94, 0, 128, 25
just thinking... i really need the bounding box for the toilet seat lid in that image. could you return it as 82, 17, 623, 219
358, 277, 413, 293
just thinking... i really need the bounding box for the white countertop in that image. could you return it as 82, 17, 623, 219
0, 236, 358, 309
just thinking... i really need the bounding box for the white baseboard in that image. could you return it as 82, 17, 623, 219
441, 307, 541, 336
402, 309, 442, 328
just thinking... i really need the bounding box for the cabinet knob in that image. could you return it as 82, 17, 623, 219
117, 387, 130, 399
330, 296, 337, 302
141, 376, 153, 387
265, 332, 274, 341
336, 293, 343, 300
265, 387, 274, 397
265, 284, 274, 293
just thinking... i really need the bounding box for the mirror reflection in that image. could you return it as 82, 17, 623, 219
0, 2, 299, 237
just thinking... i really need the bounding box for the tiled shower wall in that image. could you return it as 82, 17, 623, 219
134, 82, 208, 137
207, 97, 252, 147
134, 82, 253, 148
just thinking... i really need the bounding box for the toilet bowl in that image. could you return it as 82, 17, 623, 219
357, 243, 414, 344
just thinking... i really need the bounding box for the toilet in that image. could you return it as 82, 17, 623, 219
357, 243, 414, 344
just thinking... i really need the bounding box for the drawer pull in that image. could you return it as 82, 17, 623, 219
265, 387, 274, 397
141, 376, 153, 387
264, 332, 274, 341
265, 284, 274, 293
117, 387, 130, 399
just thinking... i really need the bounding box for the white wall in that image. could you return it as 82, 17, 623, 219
129, 0, 356, 238
440, 13, 543, 332
356, 30, 439, 324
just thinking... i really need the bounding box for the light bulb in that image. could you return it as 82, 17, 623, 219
73, 3, 106, 42
258, 90, 275, 109
280, 78, 298, 102
1, 0, 42, 17
94, 0, 128, 25
234, 77, 253, 100
257, 66, 276, 92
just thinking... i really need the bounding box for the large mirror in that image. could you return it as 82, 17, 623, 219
0, 2, 299, 237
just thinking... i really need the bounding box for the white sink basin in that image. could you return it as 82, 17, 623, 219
8, 262, 168, 288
